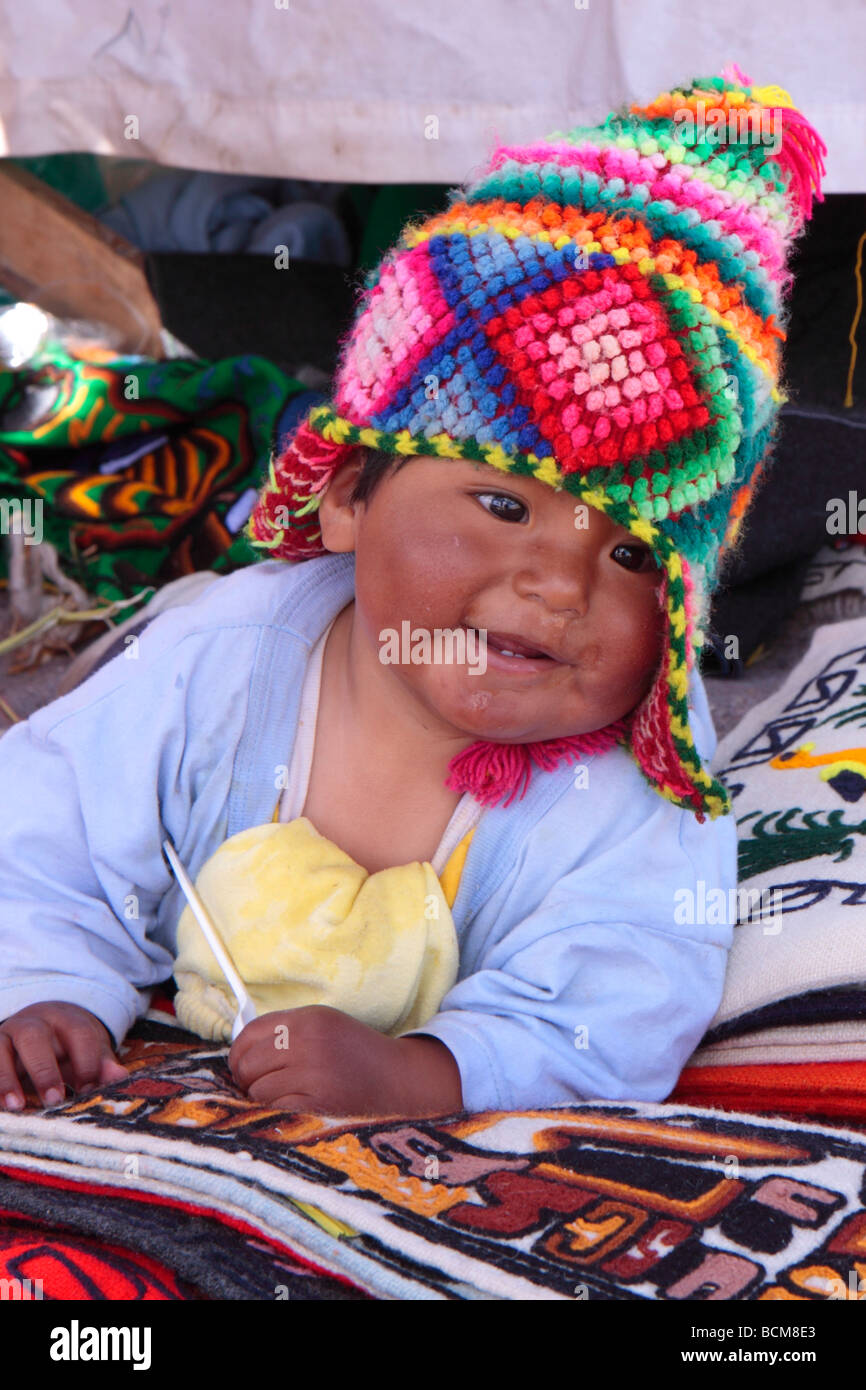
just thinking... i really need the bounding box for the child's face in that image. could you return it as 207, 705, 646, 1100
319, 452, 666, 746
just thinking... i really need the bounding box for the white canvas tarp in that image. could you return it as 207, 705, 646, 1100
1, 0, 863, 189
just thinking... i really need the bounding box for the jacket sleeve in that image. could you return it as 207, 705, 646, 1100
402, 799, 738, 1112
0, 624, 228, 1046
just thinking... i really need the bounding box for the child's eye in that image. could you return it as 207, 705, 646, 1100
473, 492, 528, 523
612, 543, 658, 574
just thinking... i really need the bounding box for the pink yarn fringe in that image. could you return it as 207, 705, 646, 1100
445, 717, 633, 809
771, 105, 827, 224
720, 62, 826, 224
721, 62, 753, 88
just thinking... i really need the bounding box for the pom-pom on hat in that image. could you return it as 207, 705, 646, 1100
247, 67, 825, 823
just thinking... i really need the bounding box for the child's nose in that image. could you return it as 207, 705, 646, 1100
512, 558, 592, 621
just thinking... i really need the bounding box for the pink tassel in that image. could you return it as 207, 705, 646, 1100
719, 64, 827, 224
721, 62, 753, 88
445, 718, 632, 809
770, 105, 827, 224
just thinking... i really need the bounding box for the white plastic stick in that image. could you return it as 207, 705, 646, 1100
163, 838, 257, 1041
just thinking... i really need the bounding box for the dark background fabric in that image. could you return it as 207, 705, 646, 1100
705, 194, 866, 671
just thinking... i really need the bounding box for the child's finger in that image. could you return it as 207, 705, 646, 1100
0, 1033, 26, 1111
98, 1054, 129, 1085
4, 1022, 66, 1108
59, 1022, 122, 1093
230, 1035, 298, 1091
5, 1046, 83, 1101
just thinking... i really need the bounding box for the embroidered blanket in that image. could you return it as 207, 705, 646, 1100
1, 1018, 865, 1301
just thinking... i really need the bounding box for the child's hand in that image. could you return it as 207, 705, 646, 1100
0, 1002, 129, 1112
229, 1005, 463, 1118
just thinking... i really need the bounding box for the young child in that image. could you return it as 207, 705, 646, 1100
0, 70, 824, 1119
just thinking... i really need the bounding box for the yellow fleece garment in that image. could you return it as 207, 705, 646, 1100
173, 815, 474, 1044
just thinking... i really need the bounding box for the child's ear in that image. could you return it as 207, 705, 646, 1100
317, 448, 365, 553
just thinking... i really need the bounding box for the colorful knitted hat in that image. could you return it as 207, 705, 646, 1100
246, 66, 825, 823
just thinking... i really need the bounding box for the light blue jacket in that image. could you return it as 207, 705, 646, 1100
0, 552, 738, 1112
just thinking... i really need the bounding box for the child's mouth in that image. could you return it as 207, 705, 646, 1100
462, 626, 561, 673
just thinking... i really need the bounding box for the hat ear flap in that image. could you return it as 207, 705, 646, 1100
246, 412, 355, 561
628, 552, 731, 822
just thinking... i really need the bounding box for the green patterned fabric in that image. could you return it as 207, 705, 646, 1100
0, 339, 306, 603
